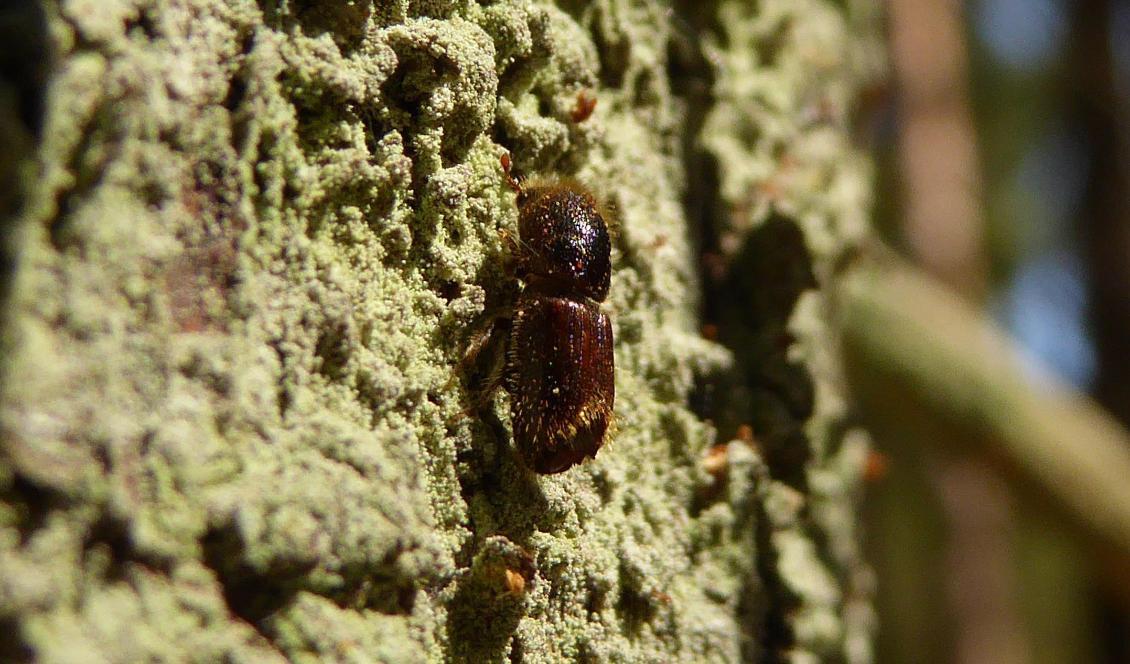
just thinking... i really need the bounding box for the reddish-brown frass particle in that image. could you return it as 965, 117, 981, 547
572, 89, 597, 123
464, 154, 615, 474
735, 424, 756, 445
863, 449, 890, 483
502, 568, 527, 595
701, 444, 730, 479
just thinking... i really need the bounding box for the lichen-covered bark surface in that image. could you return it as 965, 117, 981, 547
0, 1, 881, 662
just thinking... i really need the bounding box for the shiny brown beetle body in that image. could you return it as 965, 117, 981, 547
473, 155, 615, 474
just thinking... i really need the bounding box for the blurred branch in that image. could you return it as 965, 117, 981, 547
842, 255, 1130, 572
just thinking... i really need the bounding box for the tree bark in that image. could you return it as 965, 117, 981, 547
0, 1, 882, 661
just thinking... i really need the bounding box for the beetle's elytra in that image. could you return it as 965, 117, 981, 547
469, 155, 615, 474
509, 294, 614, 473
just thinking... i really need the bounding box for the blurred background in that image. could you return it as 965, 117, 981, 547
866, 0, 1130, 662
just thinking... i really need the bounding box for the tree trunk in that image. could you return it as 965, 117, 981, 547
0, 1, 882, 661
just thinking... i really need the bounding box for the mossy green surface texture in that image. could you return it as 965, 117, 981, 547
0, 1, 882, 662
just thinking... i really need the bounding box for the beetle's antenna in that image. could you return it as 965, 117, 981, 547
500, 153, 523, 194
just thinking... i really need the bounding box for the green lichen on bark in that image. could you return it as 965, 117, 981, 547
0, 0, 881, 662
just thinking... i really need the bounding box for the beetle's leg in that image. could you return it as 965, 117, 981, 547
498, 228, 521, 280
458, 313, 502, 376
447, 308, 513, 421
471, 327, 509, 409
